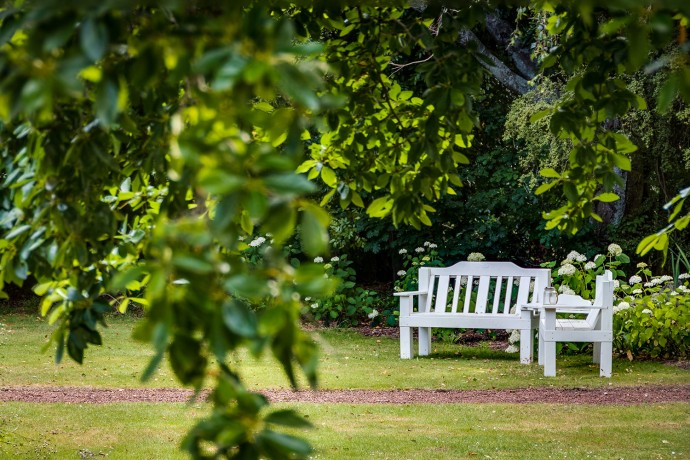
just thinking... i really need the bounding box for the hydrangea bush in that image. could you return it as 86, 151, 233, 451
543, 245, 690, 359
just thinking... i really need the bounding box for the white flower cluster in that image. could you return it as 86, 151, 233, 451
632, 289, 643, 295
629, 275, 642, 285
467, 252, 485, 262
558, 285, 576, 295
397, 270, 406, 277
423, 241, 438, 249
659, 275, 673, 282
584, 261, 596, 270
677, 285, 690, 293
558, 263, 577, 276
679, 273, 690, 280
399, 249, 408, 255
415, 247, 425, 253
637, 262, 648, 268
641, 308, 653, 315
565, 250, 587, 263
504, 329, 521, 354
330, 256, 340, 262
314, 257, 324, 263
608, 243, 622, 256
613, 302, 631, 314
249, 236, 266, 247
367, 309, 379, 319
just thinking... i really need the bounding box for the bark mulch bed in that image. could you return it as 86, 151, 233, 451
1, 385, 688, 405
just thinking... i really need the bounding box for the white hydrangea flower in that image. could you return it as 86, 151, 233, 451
608, 243, 623, 256
576, 254, 587, 263
679, 273, 690, 280
508, 329, 521, 344
423, 241, 431, 247
659, 275, 673, 282
613, 302, 631, 313
428, 243, 438, 249
558, 285, 576, 295
558, 263, 577, 276
238, 236, 245, 241
505, 344, 519, 354
629, 275, 642, 285
632, 289, 643, 295
644, 281, 654, 288
330, 256, 340, 262
397, 270, 406, 277
313, 257, 324, 263
676, 285, 690, 293
637, 262, 648, 268
415, 247, 425, 253
584, 261, 596, 270
311, 303, 319, 309
399, 249, 408, 255
641, 308, 653, 315
249, 236, 266, 247
467, 252, 485, 262
565, 250, 581, 262
367, 309, 379, 319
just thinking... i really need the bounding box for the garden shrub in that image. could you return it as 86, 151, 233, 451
614, 272, 690, 359
544, 245, 690, 359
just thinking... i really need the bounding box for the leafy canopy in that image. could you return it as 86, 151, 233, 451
1, 1, 689, 458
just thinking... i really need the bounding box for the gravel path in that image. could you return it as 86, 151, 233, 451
1, 385, 688, 405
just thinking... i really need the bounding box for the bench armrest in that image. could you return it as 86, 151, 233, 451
393, 290, 427, 297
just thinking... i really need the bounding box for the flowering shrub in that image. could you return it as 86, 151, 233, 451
542, 245, 690, 359
545, 245, 628, 300
614, 268, 690, 359
394, 242, 446, 294
307, 254, 381, 326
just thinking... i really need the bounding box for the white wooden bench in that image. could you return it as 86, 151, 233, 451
394, 261, 550, 364
532, 271, 614, 377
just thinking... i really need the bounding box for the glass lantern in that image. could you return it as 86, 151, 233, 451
543, 287, 559, 305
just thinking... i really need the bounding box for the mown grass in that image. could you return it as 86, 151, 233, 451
0, 313, 686, 390
0, 402, 687, 459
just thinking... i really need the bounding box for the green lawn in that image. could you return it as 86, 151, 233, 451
0, 312, 688, 459
0, 314, 687, 390
0, 402, 687, 459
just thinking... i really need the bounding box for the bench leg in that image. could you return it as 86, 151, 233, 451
543, 339, 557, 377
519, 328, 533, 364
400, 327, 413, 359
599, 341, 612, 377
538, 327, 544, 366
418, 327, 431, 356
592, 342, 601, 364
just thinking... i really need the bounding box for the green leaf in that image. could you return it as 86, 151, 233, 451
80, 18, 108, 61
264, 410, 313, 428
198, 170, 247, 195
594, 192, 620, 203
95, 78, 119, 126
300, 205, 329, 256
258, 430, 312, 457
222, 300, 257, 338
535, 181, 558, 195
366, 197, 392, 218
264, 173, 316, 195
320, 167, 337, 188
539, 168, 561, 179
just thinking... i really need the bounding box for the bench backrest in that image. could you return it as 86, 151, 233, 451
417, 262, 550, 315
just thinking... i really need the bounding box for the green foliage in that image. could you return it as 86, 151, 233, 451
2, 1, 690, 458
614, 266, 690, 359
306, 254, 380, 326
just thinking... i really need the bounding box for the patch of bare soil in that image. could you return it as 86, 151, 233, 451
1, 385, 688, 405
